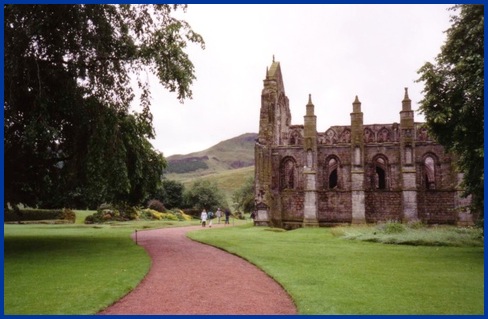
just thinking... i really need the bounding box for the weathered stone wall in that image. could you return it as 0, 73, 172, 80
317, 191, 352, 223
417, 191, 456, 224
365, 191, 403, 222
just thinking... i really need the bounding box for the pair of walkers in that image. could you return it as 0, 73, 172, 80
200, 209, 214, 227
201, 208, 231, 226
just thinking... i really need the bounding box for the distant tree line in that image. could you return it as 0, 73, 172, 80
165, 160, 209, 174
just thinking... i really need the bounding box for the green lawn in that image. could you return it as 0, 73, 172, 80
4, 215, 484, 315
188, 224, 484, 315
3, 211, 203, 315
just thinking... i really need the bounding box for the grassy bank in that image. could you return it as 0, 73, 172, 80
187, 224, 484, 315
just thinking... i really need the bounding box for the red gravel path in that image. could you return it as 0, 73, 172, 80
98, 224, 297, 315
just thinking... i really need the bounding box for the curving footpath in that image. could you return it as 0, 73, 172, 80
98, 224, 297, 315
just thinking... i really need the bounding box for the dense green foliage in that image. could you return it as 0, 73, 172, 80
148, 179, 186, 209
232, 176, 255, 213
183, 180, 228, 211
4, 4, 204, 209
166, 158, 209, 173
4, 208, 76, 223
189, 225, 484, 314
416, 5, 484, 222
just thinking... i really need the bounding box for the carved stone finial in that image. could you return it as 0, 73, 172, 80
308, 94, 312, 104
352, 95, 361, 113
404, 87, 410, 100
266, 66, 269, 79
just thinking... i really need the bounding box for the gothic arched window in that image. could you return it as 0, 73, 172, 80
372, 155, 389, 190
280, 157, 297, 190
325, 156, 340, 189
424, 155, 436, 190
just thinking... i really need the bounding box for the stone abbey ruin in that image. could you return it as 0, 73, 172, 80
254, 59, 473, 229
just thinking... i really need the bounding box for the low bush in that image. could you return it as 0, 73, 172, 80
84, 204, 138, 224
378, 220, 405, 234
172, 209, 192, 221
140, 209, 180, 221
147, 199, 166, 213
4, 208, 76, 223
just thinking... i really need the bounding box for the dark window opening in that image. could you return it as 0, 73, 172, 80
329, 169, 338, 189
376, 166, 386, 189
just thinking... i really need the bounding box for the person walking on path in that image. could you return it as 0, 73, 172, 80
216, 208, 222, 224
201, 209, 208, 227
208, 211, 214, 228
224, 209, 231, 225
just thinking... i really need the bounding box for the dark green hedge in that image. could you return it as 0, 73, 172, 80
4, 208, 76, 223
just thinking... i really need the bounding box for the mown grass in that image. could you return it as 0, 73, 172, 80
3, 212, 202, 315
187, 224, 484, 315
4, 213, 483, 315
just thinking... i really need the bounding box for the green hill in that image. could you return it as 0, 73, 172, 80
165, 132, 256, 175
164, 133, 257, 204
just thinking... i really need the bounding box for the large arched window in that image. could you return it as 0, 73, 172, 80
423, 155, 436, 190
325, 156, 340, 189
280, 157, 297, 190
372, 155, 389, 190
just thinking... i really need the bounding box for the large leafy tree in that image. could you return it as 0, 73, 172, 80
183, 180, 227, 211
416, 5, 484, 222
232, 177, 255, 213
4, 4, 205, 209
149, 179, 185, 209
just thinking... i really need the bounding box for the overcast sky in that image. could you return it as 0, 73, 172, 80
139, 4, 453, 157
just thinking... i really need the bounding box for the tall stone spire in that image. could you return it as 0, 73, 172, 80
306, 94, 314, 116
353, 95, 361, 113
402, 87, 412, 111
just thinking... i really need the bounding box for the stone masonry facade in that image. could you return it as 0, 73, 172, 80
254, 59, 472, 229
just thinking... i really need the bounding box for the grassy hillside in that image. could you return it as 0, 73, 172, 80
164, 133, 256, 205
165, 133, 257, 175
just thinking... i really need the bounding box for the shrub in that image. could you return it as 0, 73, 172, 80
140, 209, 182, 221
4, 208, 76, 223
378, 220, 406, 234
407, 219, 425, 229
147, 199, 166, 213
84, 204, 139, 224
172, 209, 192, 221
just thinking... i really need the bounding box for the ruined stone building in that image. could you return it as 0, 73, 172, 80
254, 59, 472, 229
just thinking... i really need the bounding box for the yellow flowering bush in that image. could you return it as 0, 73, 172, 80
142, 209, 180, 221
172, 209, 192, 221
